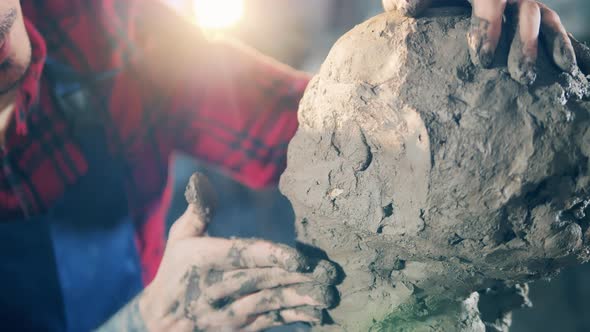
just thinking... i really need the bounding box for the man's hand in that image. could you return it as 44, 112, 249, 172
468, 0, 579, 85
383, 0, 590, 84
96, 173, 338, 332
138, 173, 338, 332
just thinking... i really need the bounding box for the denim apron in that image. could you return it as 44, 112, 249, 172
0, 58, 144, 332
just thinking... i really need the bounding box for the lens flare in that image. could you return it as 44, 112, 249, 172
193, 0, 244, 30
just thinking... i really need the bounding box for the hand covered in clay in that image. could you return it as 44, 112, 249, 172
382, 0, 590, 84
468, 0, 583, 85
138, 175, 339, 332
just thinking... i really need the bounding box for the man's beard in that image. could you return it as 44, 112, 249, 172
0, 8, 17, 41
0, 7, 27, 97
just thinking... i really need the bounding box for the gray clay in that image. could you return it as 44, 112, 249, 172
279, 7, 590, 331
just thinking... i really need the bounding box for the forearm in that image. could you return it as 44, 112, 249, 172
94, 293, 148, 332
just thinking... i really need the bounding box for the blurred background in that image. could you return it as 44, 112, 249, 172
164, 1, 590, 331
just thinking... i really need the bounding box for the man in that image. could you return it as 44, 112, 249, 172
0, 0, 586, 332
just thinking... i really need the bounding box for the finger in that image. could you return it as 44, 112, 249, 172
169, 173, 217, 241
205, 268, 314, 306
185, 238, 310, 272
184, 172, 217, 223
468, 0, 507, 68
241, 307, 323, 332
382, 0, 433, 17
225, 284, 338, 325
538, 3, 577, 73
168, 204, 209, 241
184, 172, 216, 236
205, 260, 339, 306
569, 33, 590, 75
508, 0, 541, 85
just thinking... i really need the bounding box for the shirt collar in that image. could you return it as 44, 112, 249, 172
14, 19, 47, 135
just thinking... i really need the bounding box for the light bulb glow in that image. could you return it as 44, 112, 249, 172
193, 0, 244, 30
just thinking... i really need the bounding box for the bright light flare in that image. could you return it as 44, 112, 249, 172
193, 0, 244, 30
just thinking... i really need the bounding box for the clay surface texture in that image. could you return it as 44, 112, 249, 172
279, 7, 590, 331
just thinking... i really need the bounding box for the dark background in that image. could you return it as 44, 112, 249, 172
165, 1, 590, 331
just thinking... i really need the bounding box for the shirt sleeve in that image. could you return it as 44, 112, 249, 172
107, 0, 310, 190
163, 38, 310, 189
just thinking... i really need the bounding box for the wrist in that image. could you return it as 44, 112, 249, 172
138, 282, 182, 332
94, 289, 151, 332
138, 286, 157, 332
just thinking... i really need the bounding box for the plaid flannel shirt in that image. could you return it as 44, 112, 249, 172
0, 0, 308, 282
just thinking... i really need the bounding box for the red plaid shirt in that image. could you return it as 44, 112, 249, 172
1, 1, 308, 283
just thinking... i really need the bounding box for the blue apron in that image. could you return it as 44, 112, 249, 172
0, 59, 144, 331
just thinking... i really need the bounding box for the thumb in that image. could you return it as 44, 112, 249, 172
169, 173, 217, 241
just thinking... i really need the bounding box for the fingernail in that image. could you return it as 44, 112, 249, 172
278, 244, 311, 272
312, 260, 339, 284
294, 284, 339, 309
468, 33, 494, 68
184, 172, 217, 213
479, 43, 495, 68
521, 60, 537, 86
468, 15, 494, 68
515, 63, 537, 86
467, 28, 480, 55
285, 253, 311, 273
508, 36, 538, 85
555, 38, 577, 74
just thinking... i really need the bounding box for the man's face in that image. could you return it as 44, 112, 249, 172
0, 0, 30, 95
